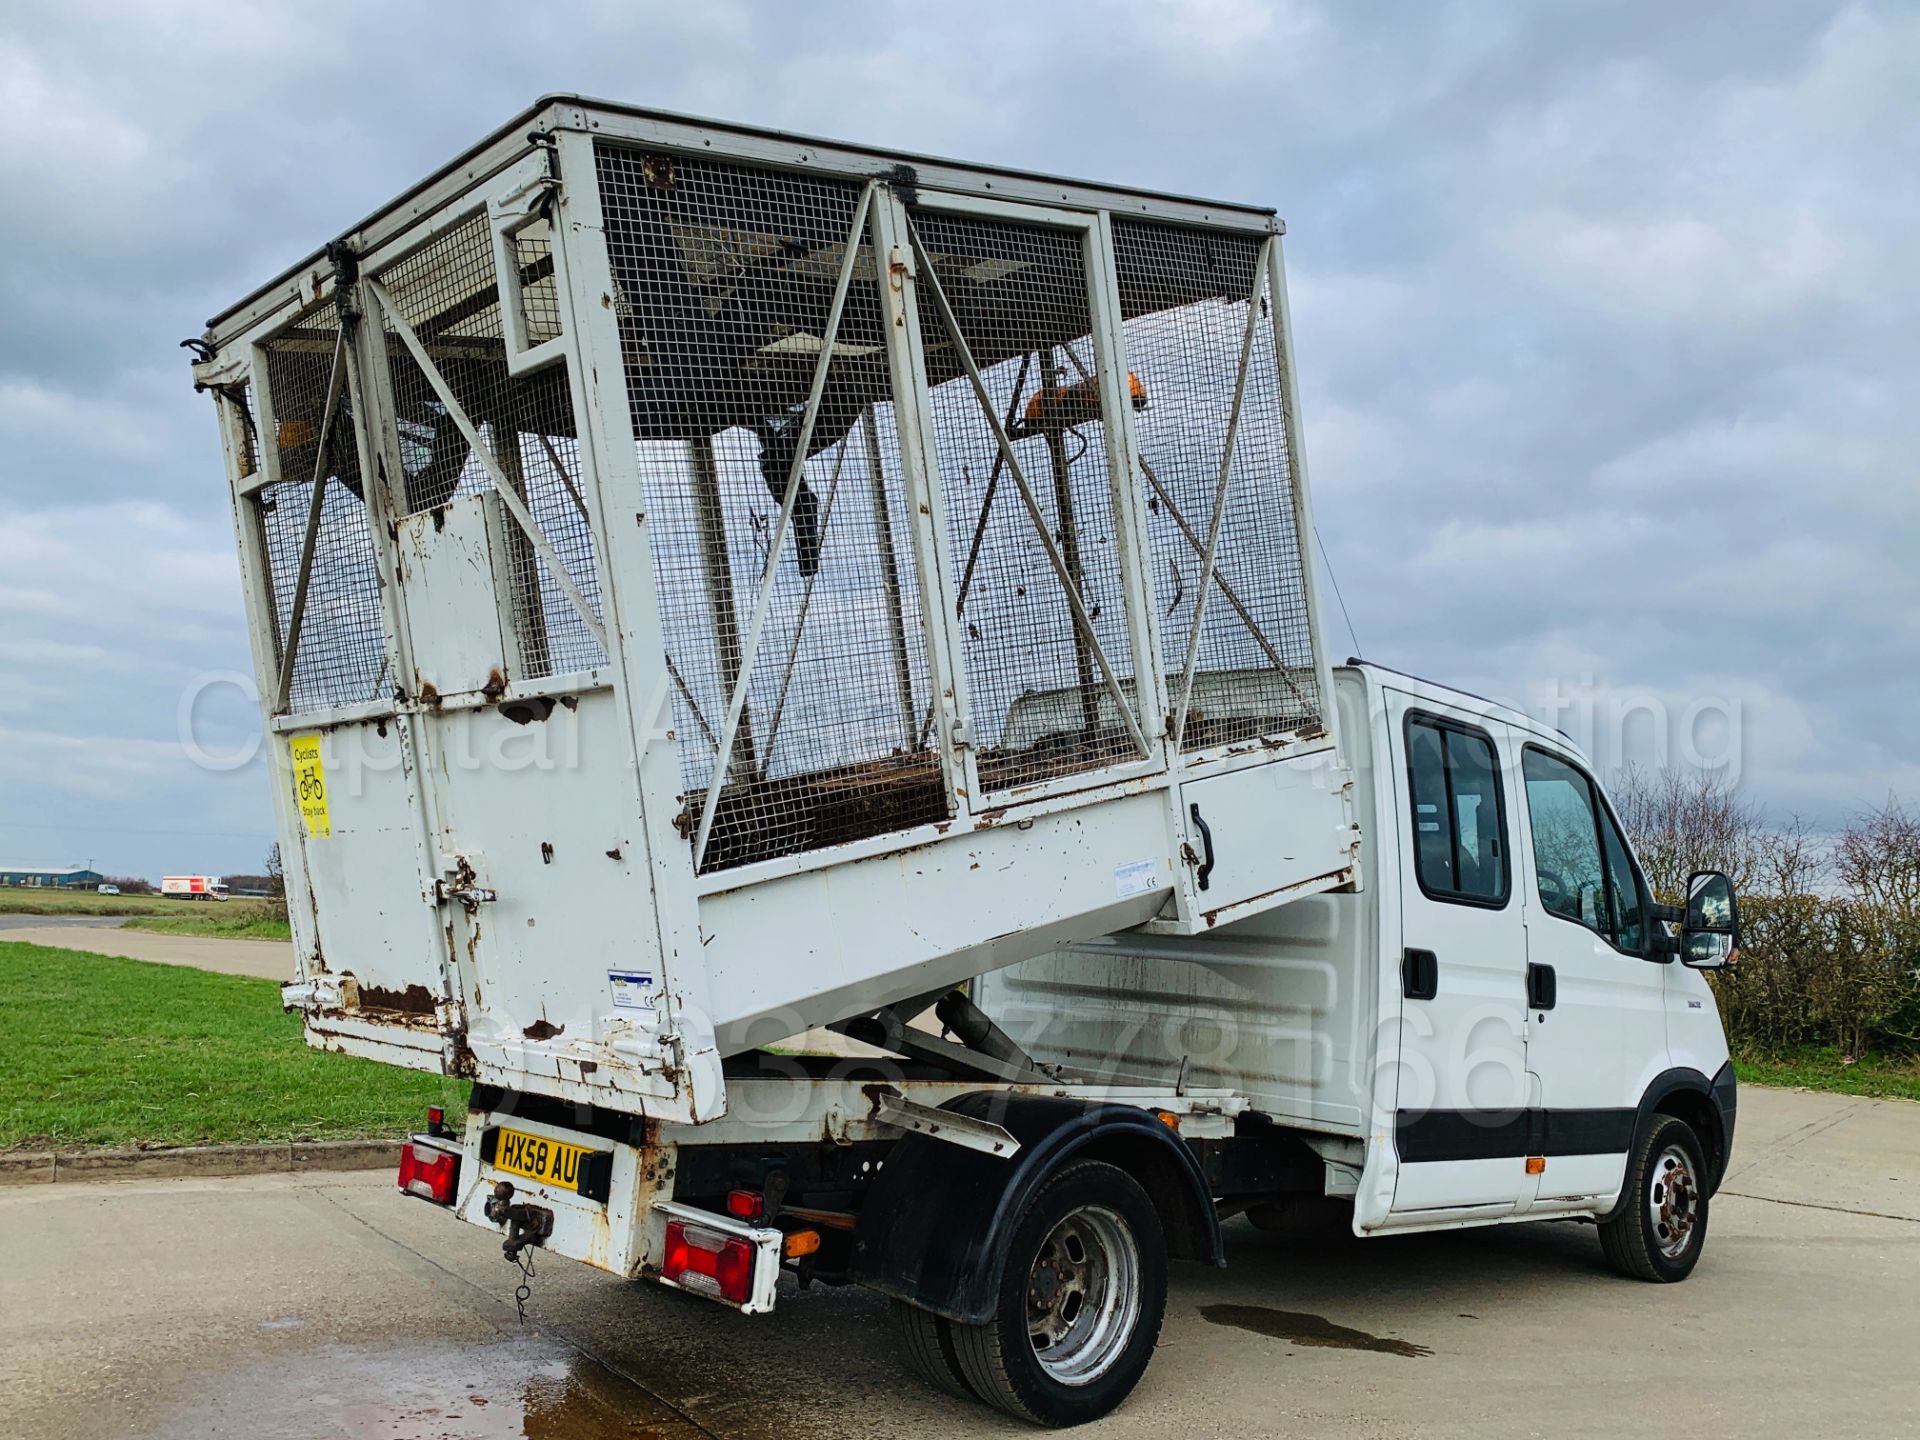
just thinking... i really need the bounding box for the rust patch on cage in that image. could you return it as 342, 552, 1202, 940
500, 695, 556, 725
523, 1018, 565, 1041
354, 982, 438, 1015
480, 668, 508, 702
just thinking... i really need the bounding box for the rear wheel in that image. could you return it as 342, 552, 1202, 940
890, 1298, 976, 1401
948, 1159, 1167, 1427
1599, 1114, 1710, 1282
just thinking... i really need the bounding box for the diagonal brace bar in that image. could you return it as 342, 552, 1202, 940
1172, 237, 1274, 748
952, 349, 1032, 617
759, 434, 853, 779
365, 278, 608, 657
904, 216, 1150, 761
275, 326, 350, 712
692, 181, 877, 868
1138, 455, 1312, 716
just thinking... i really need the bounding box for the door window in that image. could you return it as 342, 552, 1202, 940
1405, 715, 1507, 905
1522, 747, 1646, 953
1597, 804, 1646, 953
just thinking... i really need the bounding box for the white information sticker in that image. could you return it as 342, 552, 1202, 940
608, 970, 657, 1011
1113, 858, 1159, 899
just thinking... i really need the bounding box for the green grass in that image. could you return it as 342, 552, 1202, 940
123, 903, 293, 941
1736, 1046, 1920, 1103
0, 941, 465, 1150
0, 887, 173, 917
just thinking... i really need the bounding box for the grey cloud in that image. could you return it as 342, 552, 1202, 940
0, 0, 1912, 878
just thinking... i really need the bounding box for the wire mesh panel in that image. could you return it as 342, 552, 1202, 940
909, 210, 1148, 793
512, 215, 566, 347
374, 212, 607, 679
596, 144, 946, 873
1111, 220, 1321, 749
221, 379, 261, 480
256, 307, 390, 712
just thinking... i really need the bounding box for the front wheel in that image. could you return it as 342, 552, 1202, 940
947, 1159, 1167, 1427
1599, 1114, 1710, 1282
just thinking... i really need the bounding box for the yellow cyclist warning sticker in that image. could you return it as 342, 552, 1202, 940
289, 734, 331, 838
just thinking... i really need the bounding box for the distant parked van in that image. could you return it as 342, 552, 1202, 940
97, 884, 120, 895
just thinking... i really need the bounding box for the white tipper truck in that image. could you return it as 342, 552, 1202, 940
188, 96, 1741, 1426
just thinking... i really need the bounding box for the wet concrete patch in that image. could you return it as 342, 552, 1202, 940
1199, 1304, 1433, 1357
144, 1336, 705, 1438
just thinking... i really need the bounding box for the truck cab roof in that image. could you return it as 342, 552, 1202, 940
1340, 660, 1587, 764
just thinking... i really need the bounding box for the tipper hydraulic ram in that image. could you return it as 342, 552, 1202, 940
189, 96, 1355, 1127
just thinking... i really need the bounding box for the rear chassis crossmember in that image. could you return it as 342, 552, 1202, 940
443, 1064, 1250, 1312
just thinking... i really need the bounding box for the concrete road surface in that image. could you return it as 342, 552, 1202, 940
3, 1086, 1915, 1439
0, 914, 293, 980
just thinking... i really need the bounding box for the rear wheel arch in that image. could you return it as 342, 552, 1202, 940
852, 1094, 1221, 1324
1073, 1128, 1218, 1264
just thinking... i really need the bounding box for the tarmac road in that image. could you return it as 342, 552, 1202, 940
3, 1085, 1915, 1439
0, 913, 294, 980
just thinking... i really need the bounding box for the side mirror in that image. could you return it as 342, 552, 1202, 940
1681, 870, 1739, 969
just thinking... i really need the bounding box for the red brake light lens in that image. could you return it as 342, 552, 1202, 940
397, 1139, 460, 1205
724, 1188, 765, 1221
662, 1219, 755, 1305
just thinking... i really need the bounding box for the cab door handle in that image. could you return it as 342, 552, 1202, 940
1402, 948, 1439, 1001
1527, 962, 1557, 1010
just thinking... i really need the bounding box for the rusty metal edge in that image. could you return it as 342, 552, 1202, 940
0, 1139, 400, 1188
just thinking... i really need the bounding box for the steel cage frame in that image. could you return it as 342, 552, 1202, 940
214, 114, 1342, 867
197, 103, 1345, 1128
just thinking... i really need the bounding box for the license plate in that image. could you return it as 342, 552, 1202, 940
492, 1127, 600, 1193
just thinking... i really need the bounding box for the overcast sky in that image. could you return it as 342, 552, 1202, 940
1, 0, 1914, 880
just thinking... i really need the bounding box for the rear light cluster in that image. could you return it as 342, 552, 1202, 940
662, 1219, 755, 1305
397, 1137, 460, 1205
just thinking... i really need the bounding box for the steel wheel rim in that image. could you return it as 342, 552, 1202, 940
1026, 1203, 1141, 1385
1648, 1143, 1699, 1260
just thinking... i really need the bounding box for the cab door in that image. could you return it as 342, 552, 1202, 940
1513, 745, 1667, 1211
1383, 691, 1533, 1215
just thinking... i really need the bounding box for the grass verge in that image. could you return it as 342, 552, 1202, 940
0, 941, 465, 1150
1736, 1046, 1920, 1103
123, 904, 293, 941
0, 888, 172, 917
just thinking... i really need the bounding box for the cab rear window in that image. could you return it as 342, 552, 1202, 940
1405, 714, 1508, 905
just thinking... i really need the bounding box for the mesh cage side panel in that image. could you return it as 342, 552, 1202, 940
911, 210, 1145, 793
258, 309, 389, 712
596, 143, 946, 873
514, 216, 565, 347
225, 379, 261, 479
1112, 220, 1321, 748
375, 212, 607, 678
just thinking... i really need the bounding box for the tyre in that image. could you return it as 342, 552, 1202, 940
1599, 1114, 1710, 1282
891, 1297, 976, 1401
948, 1159, 1167, 1427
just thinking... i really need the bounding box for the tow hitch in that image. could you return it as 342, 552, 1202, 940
485, 1181, 552, 1323
485, 1180, 553, 1261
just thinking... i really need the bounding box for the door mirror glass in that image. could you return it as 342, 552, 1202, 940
1682, 870, 1739, 969
1683, 930, 1736, 968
